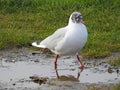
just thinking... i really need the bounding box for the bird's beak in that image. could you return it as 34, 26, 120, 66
80, 20, 84, 24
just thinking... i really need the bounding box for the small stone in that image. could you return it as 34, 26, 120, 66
12, 83, 16, 86
116, 69, 119, 74
108, 67, 113, 73
34, 60, 39, 62
11, 59, 15, 63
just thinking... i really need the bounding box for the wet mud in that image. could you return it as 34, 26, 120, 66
0, 48, 120, 90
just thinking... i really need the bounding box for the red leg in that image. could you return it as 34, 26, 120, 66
55, 68, 59, 78
77, 72, 80, 79
54, 55, 59, 78
54, 55, 59, 70
77, 55, 84, 71
76, 55, 84, 79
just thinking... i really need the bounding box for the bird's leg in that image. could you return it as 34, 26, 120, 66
54, 55, 59, 69
76, 55, 84, 79
77, 55, 84, 71
54, 55, 59, 78
55, 68, 59, 79
77, 72, 80, 79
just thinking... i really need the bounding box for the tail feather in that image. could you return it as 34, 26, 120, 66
32, 42, 46, 48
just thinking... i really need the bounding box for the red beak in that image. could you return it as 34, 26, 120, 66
80, 20, 84, 24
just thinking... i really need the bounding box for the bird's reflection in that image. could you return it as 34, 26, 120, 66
55, 67, 84, 80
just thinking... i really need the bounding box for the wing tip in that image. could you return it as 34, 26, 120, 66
32, 42, 46, 48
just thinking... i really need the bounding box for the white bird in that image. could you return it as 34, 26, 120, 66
32, 12, 88, 78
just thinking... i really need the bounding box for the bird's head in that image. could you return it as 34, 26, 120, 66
69, 12, 84, 24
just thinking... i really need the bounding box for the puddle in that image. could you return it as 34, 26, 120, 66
0, 56, 120, 83
0, 48, 120, 90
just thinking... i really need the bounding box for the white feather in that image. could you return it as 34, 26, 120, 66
32, 42, 46, 48
32, 12, 88, 55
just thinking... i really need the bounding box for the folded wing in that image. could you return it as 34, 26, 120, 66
32, 27, 67, 51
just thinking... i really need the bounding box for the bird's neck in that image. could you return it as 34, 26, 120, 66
68, 21, 81, 27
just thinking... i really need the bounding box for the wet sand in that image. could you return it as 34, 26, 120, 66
0, 48, 120, 90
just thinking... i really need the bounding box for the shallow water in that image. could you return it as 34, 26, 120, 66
0, 49, 120, 90
0, 57, 120, 84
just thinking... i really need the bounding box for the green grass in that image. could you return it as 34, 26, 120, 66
112, 84, 120, 90
109, 58, 120, 66
0, 0, 120, 58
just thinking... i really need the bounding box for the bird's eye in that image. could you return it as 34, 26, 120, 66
79, 15, 83, 19
75, 15, 82, 20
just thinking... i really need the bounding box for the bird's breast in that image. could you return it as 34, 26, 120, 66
55, 24, 88, 55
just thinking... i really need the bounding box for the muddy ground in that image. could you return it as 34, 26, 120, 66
0, 48, 120, 90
